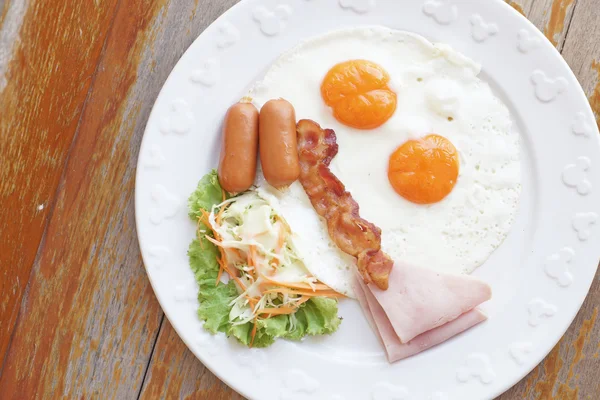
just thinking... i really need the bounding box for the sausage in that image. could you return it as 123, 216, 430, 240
259, 99, 300, 188
218, 102, 259, 193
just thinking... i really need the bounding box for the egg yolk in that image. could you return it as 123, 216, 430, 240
321, 60, 397, 129
388, 134, 459, 204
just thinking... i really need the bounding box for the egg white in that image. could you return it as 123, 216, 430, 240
249, 27, 521, 297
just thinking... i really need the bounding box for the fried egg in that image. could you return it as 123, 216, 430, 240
249, 27, 521, 297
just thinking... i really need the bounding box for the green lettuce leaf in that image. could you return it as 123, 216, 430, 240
230, 322, 277, 348
228, 323, 252, 345
188, 238, 238, 334
260, 315, 289, 337
284, 311, 308, 341
187, 170, 237, 334
187, 170, 341, 348
282, 298, 341, 340
299, 297, 341, 336
188, 169, 223, 221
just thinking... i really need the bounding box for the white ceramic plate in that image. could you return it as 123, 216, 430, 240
135, 0, 600, 398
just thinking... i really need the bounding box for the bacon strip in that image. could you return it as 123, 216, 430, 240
296, 119, 393, 290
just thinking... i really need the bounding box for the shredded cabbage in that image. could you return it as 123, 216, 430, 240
187, 170, 341, 347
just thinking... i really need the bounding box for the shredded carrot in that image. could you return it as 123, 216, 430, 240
196, 211, 210, 241
249, 317, 258, 347
259, 275, 333, 292
276, 230, 286, 252
204, 234, 225, 248
198, 209, 211, 227
215, 259, 224, 285
247, 297, 258, 308
232, 248, 243, 259
247, 245, 257, 270
221, 260, 246, 290
215, 204, 226, 225
295, 296, 311, 307
248, 245, 260, 280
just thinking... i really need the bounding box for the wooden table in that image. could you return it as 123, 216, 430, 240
1, 0, 599, 398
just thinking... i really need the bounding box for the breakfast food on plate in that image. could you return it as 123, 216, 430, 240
218, 102, 259, 193
256, 179, 357, 298
355, 265, 491, 362
295, 118, 491, 360
188, 171, 341, 347
321, 59, 397, 129
188, 25, 521, 358
296, 119, 393, 290
259, 99, 300, 188
248, 26, 521, 281
388, 134, 460, 204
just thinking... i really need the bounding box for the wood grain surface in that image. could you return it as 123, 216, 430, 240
0, 0, 121, 368
1, 0, 599, 399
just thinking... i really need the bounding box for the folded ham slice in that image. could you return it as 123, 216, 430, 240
354, 263, 491, 362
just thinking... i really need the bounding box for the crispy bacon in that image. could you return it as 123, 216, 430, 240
296, 119, 393, 290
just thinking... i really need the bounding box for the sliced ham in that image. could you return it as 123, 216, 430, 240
354, 263, 492, 362
370, 262, 492, 342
